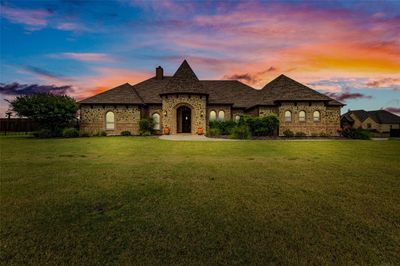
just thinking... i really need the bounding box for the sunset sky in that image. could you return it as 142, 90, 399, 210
1, 0, 399, 116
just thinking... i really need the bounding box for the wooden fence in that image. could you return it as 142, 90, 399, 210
0, 118, 39, 133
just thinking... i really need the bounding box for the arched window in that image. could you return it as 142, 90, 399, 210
313, 111, 320, 122
152, 113, 160, 130
209, 111, 217, 121
218, 110, 225, 121
284, 111, 292, 122
299, 111, 306, 122
105, 111, 115, 130
235, 115, 241, 123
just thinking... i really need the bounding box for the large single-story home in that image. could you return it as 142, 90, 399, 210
341, 109, 400, 137
79, 60, 343, 136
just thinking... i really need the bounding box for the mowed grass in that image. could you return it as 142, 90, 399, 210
0, 136, 399, 265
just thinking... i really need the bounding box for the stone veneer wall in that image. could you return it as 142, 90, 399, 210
161, 94, 207, 134
80, 105, 140, 135
260, 103, 340, 136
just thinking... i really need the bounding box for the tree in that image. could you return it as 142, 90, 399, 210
10, 93, 78, 136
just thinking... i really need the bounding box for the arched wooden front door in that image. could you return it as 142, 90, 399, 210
177, 106, 191, 133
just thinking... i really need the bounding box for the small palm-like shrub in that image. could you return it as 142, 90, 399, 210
139, 118, 154, 136
121, 130, 131, 136
283, 129, 294, 138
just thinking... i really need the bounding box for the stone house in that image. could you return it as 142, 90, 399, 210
341, 109, 400, 137
79, 60, 343, 136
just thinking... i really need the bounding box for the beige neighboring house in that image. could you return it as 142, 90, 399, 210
341, 109, 400, 137
79, 60, 343, 136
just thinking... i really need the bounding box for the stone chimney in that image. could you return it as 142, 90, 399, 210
156, 66, 163, 80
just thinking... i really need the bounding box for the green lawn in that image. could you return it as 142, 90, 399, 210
1, 136, 399, 265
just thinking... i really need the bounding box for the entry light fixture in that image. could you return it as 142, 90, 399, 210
163, 110, 167, 116
200, 111, 204, 117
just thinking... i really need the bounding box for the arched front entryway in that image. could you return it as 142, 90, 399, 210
177, 106, 191, 133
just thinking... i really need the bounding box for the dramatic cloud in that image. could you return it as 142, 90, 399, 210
384, 107, 400, 114
223, 67, 278, 85
325, 92, 372, 102
50, 53, 115, 62
0, 82, 73, 95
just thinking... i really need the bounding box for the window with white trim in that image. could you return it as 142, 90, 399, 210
313, 111, 320, 122
299, 111, 306, 122
152, 113, 160, 130
235, 115, 241, 122
209, 111, 217, 121
218, 110, 225, 121
284, 111, 292, 122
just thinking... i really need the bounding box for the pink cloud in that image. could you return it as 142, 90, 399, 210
51, 53, 115, 62
384, 107, 400, 115
0, 5, 52, 29
366, 78, 400, 90
55, 22, 89, 32
325, 92, 372, 102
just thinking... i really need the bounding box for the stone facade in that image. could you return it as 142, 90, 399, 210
206, 105, 232, 123
161, 94, 207, 134
80, 105, 141, 135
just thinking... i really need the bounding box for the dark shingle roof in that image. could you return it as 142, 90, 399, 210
79, 62, 344, 108
368, 110, 400, 124
342, 109, 400, 124
260, 74, 343, 106
161, 60, 206, 95
79, 83, 143, 104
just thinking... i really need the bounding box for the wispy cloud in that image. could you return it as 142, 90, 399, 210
384, 107, 400, 114
50, 52, 115, 62
325, 91, 372, 102
366, 78, 400, 91
0, 82, 73, 95
0, 5, 53, 30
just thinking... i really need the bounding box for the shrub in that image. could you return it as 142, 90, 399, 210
62, 128, 79, 138
229, 125, 251, 139
121, 130, 131, 136
239, 114, 279, 136
79, 131, 90, 137
94, 130, 107, 136
341, 128, 371, 140
209, 120, 236, 135
33, 129, 54, 138
283, 129, 294, 138
139, 118, 154, 136
311, 132, 319, 137
206, 128, 222, 137
319, 132, 328, 137
295, 131, 306, 137
9, 93, 78, 137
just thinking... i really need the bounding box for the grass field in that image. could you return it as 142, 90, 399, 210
1, 136, 399, 265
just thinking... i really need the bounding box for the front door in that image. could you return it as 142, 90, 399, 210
177, 106, 191, 133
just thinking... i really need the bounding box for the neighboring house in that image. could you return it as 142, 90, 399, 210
79, 60, 343, 136
341, 109, 400, 137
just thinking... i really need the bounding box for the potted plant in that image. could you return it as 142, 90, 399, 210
163, 127, 170, 135
197, 127, 203, 135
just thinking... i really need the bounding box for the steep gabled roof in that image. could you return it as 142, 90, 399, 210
349, 110, 370, 122
161, 60, 206, 95
79, 83, 143, 104
260, 74, 343, 106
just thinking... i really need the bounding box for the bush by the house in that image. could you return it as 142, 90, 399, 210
239, 115, 279, 136
341, 128, 371, 140
79, 131, 90, 137
139, 118, 154, 136
295, 131, 306, 137
62, 128, 79, 138
9, 93, 78, 137
208, 120, 236, 135
206, 128, 222, 137
283, 129, 295, 138
319, 132, 328, 137
229, 125, 251, 139
121, 130, 132, 136
33, 129, 54, 138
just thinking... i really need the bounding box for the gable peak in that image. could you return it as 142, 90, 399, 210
173, 60, 199, 81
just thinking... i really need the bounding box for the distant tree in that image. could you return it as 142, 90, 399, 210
10, 93, 78, 136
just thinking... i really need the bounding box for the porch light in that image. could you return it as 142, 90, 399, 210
163, 110, 167, 116
200, 111, 204, 117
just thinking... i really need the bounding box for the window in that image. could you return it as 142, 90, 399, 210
235, 115, 241, 122
299, 111, 306, 122
105, 111, 115, 130
284, 111, 292, 122
152, 113, 160, 130
313, 111, 320, 122
209, 111, 217, 121
218, 111, 225, 121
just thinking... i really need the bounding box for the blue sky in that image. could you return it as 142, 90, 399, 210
1, 0, 400, 116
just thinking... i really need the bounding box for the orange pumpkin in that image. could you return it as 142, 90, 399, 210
163, 127, 170, 135
197, 127, 203, 135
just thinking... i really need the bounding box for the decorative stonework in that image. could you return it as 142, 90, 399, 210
80, 105, 140, 135
161, 94, 207, 134
270, 102, 340, 136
